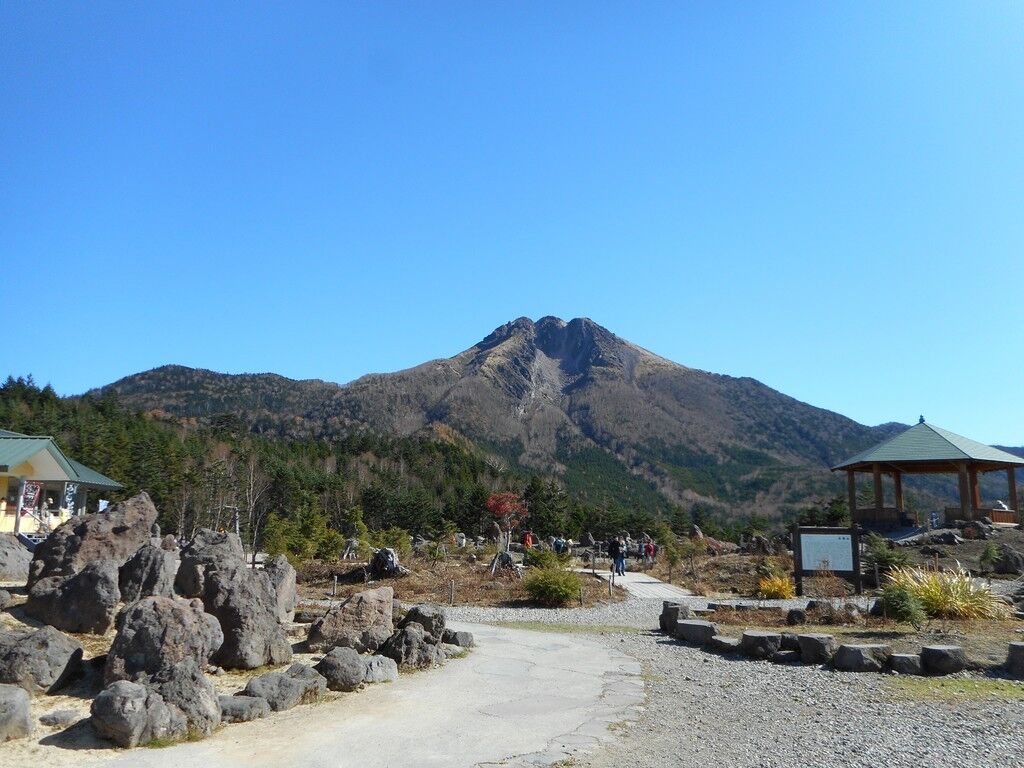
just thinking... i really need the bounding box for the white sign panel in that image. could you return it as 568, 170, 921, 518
800, 533, 853, 572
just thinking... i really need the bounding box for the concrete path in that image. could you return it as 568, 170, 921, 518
582, 569, 693, 600
105, 622, 643, 768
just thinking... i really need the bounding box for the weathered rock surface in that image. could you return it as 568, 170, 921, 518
706, 635, 741, 654
26, 559, 120, 634
994, 545, 1024, 575
314, 646, 364, 691
0, 625, 83, 693
833, 644, 891, 672
889, 653, 923, 675
241, 664, 326, 711
264, 555, 297, 623
740, 631, 782, 660
361, 655, 399, 684
770, 650, 802, 664
105, 596, 224, 684
28, 493, 158, 587
0, 589, 10, 610
174, 528, 245, 598
0, 535, 31, 583
378, 621, 445, 669
797, 634, 836, 665
401, 603, 446, 641
119, 544, 177, 604
90, 680, 186, 747
0, 684, 32, 741
202, 565, 292, 669
920, 645, 967, 675
368, 547, 408, 579
218, 694, 270, 723
659, 602, 692, 632
147, 660, 221, 737
674, 619, 717, 646
442, 629, 474, 648
39, 708, 78, 727
307, 586, 395, 653
1006, 642, 1024, 679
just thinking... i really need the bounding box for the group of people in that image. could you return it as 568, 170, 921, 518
606, 534, 657, 576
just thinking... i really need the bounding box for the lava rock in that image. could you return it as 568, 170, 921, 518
920, 645, 968, 675
174, 528, 246, 598
202, 565, 292, 669
674, 619, 718, 646
740, 631, 782, 660
218, 694, 270, 723
26, 559, 121, 634
785, 608, 807, 626
361, 655, 399, 684
264, 554, 297, 623
314, 647, 364, 692
0, 684, 32, 741
307, 586, 395, 654
378, 621, 445, 669
39, 708, 78, 727
90, 680, 186, 747
0, 625, 83, 693
442, 629, 474, 648
400, 604, 446, 642
833, 644, 891, 672
888, 653, 923, 676
0, 535, 31, 583
797, 634, 837, 665
241, 664, 326, 711
146, 660, 221, 737
119, 544, 177, 604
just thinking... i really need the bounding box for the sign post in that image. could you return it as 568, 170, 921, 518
792, 525, 862, 596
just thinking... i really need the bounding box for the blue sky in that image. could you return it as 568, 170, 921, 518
3, 3, 1023, 443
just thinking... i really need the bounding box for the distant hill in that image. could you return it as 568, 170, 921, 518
94, 316, 948, 518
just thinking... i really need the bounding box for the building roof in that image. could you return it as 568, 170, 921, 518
0, 430, 123, 489
833, 421, 1024, 471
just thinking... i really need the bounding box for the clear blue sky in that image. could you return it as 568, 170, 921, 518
3, 3, 1023, 443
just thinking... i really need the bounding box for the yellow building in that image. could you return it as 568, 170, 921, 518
0, 429, 122, 538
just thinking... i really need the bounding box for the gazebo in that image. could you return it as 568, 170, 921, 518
832, 420, 1024, 528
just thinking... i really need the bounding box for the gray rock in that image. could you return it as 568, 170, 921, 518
90, 680, 186, 747
368, 547, 408, 579
797, 634, 837, 665
105, 596, 223, 684
1006, 642, 1024, 679
0, 535, 31, 583
442, 629, 474, 648
119, 544, 177, 604
706, 636, 741, 654
833, 644, 891, 672
785, 608, 807, 626
218, 694, 270, 723
0, 684, 32, 741
0, 625, 83, 693
400, 604, 446, 642
264, 554, 297, 623
361, 655, 399, 684
26, 559, 121, 634
314, 646, 364, 692
28, 493, 158, 587
147, 660, 220, 737
994, 545, 1024, 575
241, 664, 326, 711
378, 621, 445, 669
659, 602, 692, 632
39, 708, 78, 727
740, 631, 782, 660
674, 619, 717, 646
889, 653, 923, 675
770, 650, 802, 664
780, 632, 800, 652
174, 528, 246, 598
307, 586, 395, 654
0, 589, 10, 610
202, 565, 292, 669
920, 645, 968, 675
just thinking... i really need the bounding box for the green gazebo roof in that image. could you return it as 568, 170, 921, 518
833, 422, 1024, 471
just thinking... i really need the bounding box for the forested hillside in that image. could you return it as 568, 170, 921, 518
3, 376, 779, 553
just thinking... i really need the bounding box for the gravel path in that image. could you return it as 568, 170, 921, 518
452, 598, 1024, 768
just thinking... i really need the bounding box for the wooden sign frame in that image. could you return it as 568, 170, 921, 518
791, 525, 862, 596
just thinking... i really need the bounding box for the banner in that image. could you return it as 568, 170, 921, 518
63, 482, 79, 511
20, 481, 42, 516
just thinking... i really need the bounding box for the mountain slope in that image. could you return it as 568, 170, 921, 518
93, 316, 903, 516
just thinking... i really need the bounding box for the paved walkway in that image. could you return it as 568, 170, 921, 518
580, 569, 693, 600
96, 622, 643, 768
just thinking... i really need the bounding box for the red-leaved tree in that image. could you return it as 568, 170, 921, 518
485, 492, 528, 551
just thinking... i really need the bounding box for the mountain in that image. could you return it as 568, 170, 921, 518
92, 316, 905, 518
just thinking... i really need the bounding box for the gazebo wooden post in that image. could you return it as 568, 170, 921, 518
893, 470, 904, 518
872, 463, 884, 515
968, 467, 982, 514
956, 462, 971, 520
847, 470, 857, 521
1008, 468, 1019, 522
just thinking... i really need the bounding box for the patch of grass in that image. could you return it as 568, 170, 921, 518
446, 647, 471, 660
887, 676, 1024, 701
495, 620, 642, 635
144, 730, 209, 748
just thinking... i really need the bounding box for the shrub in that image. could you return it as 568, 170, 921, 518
863, 533, 909, 572
524, 568, 582, 607
886, 566, 1011, 620
757, 574, 796, 599
368, 527, 413, 560
523, 549, 569, 569
979, 542, 1000, 573
881, 584, 926, 629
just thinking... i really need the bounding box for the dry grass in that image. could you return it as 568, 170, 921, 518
886, 676, 1024, 701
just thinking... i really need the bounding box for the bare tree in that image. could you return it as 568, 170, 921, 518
242, 452, 271, 566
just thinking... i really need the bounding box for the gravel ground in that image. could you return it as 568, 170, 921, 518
451, 598, 1024, 768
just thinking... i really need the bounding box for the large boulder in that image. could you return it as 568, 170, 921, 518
307, 586, 394, 653
740, 631, 782, 660
920, 645, 968, 675
28, 493, 158, 587
314, 647, 364, 692
241, 664, 326, 711
119, 544, 177, 604
673, 620, 717, 646
378, 621, 445, 669
442, 629, 474, 648
889, 653, 923, 676
218, 694, 270, 723
994, 545, 1024, 576
26, 559, 120, 634
105, 596, 224, 684
202, 565, 292, 669
0, 684, 32, 742
368, 548, 408, 579
0, 535, 31, 583
361, 655, 399, 684
0, 625, 83, 693
174, 529, 246, 598
797, 634, 837, 665
659, 602, 693, 632
90, 680, 186, 747
400, 604, 446, 642
833, 644, 891, 672
1006, 642, 1024, 679
147, 660, 220, 737
264, 555, 297, 623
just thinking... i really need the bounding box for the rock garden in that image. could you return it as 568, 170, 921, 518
0, 493, 472, 750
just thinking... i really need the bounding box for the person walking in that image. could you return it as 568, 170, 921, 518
607, 536, 622, 576
643, 539, 655, 569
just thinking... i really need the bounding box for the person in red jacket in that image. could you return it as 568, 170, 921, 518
522, 530, 536, 550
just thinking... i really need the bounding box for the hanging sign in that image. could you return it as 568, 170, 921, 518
20, 481, 42, 515
63, 482, 79, 511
